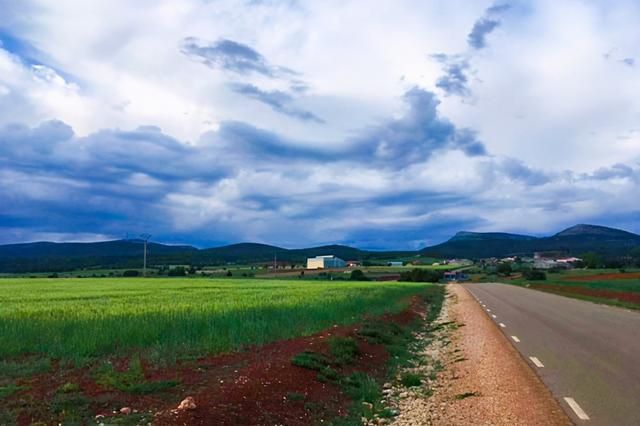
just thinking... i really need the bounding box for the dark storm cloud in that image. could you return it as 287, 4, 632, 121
212, 87, 487, 167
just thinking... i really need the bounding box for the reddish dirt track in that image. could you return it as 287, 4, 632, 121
531, 283, 640, 305
565, 272, 640, 282
9, 297, 424, 426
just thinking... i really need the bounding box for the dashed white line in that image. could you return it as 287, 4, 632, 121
564, 397, 590, 420
511, 335, 520, 342
487, 309, 492, 312
499, 322, 506, 328
491, 314, 497, 319
529, 356, 544, 368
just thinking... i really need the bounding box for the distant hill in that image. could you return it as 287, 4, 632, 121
421, 224, 640, 258
0, 224, 638, 272
0, 240, 410, 273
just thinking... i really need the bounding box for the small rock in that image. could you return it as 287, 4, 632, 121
383, 382, 392, 389
119, 407, 132, 415
399, 392, 409, 398
362, 402, 373, 410
177, 396, 197, 411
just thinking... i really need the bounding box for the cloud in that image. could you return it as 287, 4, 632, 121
431, 54, 472, 97
180, 37, 294, 78
229, 83, 324, 123
350, 87, 486, 165
467, 3, 511, 50
213, 87, 486, 168
620, 57, 635, 67
2, 0, 640, 247
432, 2, 511, 97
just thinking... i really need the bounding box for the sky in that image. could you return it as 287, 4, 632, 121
0, 0, 639, 249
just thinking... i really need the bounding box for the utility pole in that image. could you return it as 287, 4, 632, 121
274, 252, 277, 271
140, 234, 152, 277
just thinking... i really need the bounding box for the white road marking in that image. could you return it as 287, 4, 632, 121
511, 336, 520, 342
499, 322, 506, 328
529, 356, 544, 368
491, 314, 497, 319
487, 309, 492, 312
564, 397, 590, 420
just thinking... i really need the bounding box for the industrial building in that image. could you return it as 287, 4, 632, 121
306, 255, 347, 269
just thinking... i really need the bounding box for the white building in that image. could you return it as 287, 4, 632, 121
306, 255, 347, 269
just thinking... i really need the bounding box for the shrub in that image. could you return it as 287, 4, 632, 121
329, 337, 359, 365
122, 270, 139, 277
399, 268, 442, 283
349, 269, 369, 281
168, 266, 186, 277
291, 351, 330, 371
496, 262, 512, 276
400, 372, 422, 388
523, 270, 547, 281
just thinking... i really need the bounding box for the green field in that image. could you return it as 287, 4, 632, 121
0, 278, 429, 361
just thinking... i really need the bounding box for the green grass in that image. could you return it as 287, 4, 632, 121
95, 355, 178, 394
329, 337, 360, 365
0, 384, 29, 399
400, 372, 422, 387
0, 278, 427, 361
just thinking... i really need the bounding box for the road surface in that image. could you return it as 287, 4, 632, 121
463, 283, 640, 426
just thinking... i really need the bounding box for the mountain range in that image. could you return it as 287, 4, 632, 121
0, 224, 639, 272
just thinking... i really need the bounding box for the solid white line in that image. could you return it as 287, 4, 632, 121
564, 397, 590, 420
511, 335, 520, 342
491, 314, 497, 319
499, 322, 506, 328
529, 356, 544, 368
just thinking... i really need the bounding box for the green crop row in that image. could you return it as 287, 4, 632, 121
0, 278, 429, 361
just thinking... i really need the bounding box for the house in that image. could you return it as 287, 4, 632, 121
387, 261, 404, 267
306, 255, 347, 269
346, 260, 361, 267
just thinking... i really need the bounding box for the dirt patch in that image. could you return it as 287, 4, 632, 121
392, 284, 570, 425
565, 272, 640, 282
531, 283, 640, 305
4, 297, 425, 426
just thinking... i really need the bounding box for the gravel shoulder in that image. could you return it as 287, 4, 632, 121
392, 284, 571, 425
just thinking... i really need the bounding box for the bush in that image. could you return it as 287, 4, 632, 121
496, 262, 512, 276
399, 268, 442, 283
122, 270, 139, 277
168, 267, 186, 277
400, 372, 422, 388
523, 270, 546, 281
349, 269, 369, 281
329, 337, 360, 365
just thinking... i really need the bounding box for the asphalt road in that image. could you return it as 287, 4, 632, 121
463, 283, 640, 426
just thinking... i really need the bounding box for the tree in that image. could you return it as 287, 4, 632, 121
496, 262, 512, 276
399, 268, 443, 283
122, 270, 140, 277
350, 269, 369, 281
630, 246, 640, 267
226, 270, 233, 277
168, 266, 186, 276
523, 270, 546, 281
581, 252, 603, 269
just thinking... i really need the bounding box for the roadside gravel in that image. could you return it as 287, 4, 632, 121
391, 284, 571, 426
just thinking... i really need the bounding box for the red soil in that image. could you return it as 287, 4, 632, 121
531, 283, 640, 305
565, 272, 640, 282
9, 297, 424, 426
